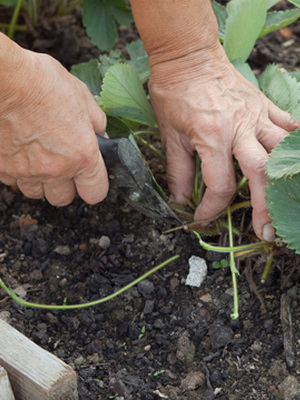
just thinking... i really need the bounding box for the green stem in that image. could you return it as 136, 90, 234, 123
0, 255, 180, 310
192, 154, 202, 205
0, 23, 27, 32
260, 253, 273, 283
134, 135, 165, 161
227, 206, 239, 319
236, 176, 248, 190
57, 0, 84, 16
193, 231, 267, 253
8, 0, 23, 38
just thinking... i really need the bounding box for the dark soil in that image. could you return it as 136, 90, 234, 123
1, 5, 300, 400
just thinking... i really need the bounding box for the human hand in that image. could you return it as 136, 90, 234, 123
0, 34, 108, 206
149, 45, 300, 241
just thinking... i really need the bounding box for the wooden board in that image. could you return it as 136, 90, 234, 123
0, 319, 78, 400
0, 365, 15, 400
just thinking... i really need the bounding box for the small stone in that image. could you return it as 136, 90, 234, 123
185, 256, 207, 288
199, 293, 212, 303
278, 375, 300, 399
99, 235, 111, 249
181, 371, 206, 390
137, 279, 154, 298
176, 330, 196, 365
210, 320, 233, 350
143, 299, 155, 314
53, 245, 71, 255
0, 311, 11, 323
169, 277, 180, 291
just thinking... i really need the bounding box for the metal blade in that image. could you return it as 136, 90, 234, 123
97, 135, 181, 226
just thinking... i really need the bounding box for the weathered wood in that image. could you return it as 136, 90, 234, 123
0, 319, 78, 400
280, 293, 296, 369
0, 365, 15, 399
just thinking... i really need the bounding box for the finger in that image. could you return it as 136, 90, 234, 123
164, 134, 195, 203
74, 151, 109, 204
16, 179, 44, 199
88, 96, 107, 136
258, 122, 288, 151
194, 147, 236, 222
234, 140, 273, 241
268, 101, 300, 131
0, 174, 17, 187
43, 179, 76, 206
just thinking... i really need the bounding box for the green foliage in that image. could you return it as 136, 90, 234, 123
0, 0, 17, 5
223, 0, 267, 62
71, 39, 152, 135
266, 130, 300, 254
211, 1, 227, 41
288, 0, 300, 7
100, 63, 156, 127
82, 0, 133, 51
260, 9, 300, 37
259, 64, 300, 120
71, 59, 102, 96
266, 131, 300, 179
212, 259, 229, 269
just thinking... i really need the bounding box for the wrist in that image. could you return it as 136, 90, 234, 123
130, 0, 220, 67
149, 43, 232, 88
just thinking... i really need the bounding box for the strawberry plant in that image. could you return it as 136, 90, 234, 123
1, 0, 300, 318
71, 0, 300, 318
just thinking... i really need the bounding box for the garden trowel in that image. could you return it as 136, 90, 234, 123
97, 135, 181, 227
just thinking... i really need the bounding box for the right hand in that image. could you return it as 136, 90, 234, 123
0, 34, 109, 206
148, 45, 300, 241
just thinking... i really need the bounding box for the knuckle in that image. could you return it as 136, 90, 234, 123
247, 158, 267, 176
209, 182, 236, 198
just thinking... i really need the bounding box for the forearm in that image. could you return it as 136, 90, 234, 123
129, 0, 219, 66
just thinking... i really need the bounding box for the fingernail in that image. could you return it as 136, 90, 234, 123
262, 223, 275, 242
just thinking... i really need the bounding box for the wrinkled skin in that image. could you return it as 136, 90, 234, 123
149, 46, 300, 241
0, 44, 108, 207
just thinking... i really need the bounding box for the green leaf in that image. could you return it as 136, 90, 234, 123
287, 0, 300, 7
259, 64, 300, 114
224, 0, 267, 62
266, 130, 300, 179
0, 0, 17, 5
83, 0, 133, 51
71, 59, 102, 96
100, 63, 157, 127
212, 1, 228, 41
98, 50, 124, 77
290, 71, 300, 82
260, 9, 300, 38
266, 174, 300, 253
212, 259, 229, 269
267, 0, 281, 8
126, 40, 150, 83
106, 115, 131, 137
231, 60, 259, 87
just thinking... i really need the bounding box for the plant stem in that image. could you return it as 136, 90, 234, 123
237, 176, 248, 190
0, 255, 180, 310
135, 135, 165, 161
8, 0, 23, 38
57, 0, 84, 16
0, 23, 27, 32
260, 253, 274, 283
227, 206, 239, 319
193, 231, 268, 253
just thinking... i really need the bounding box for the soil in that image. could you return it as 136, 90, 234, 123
1, 4, 300, 400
